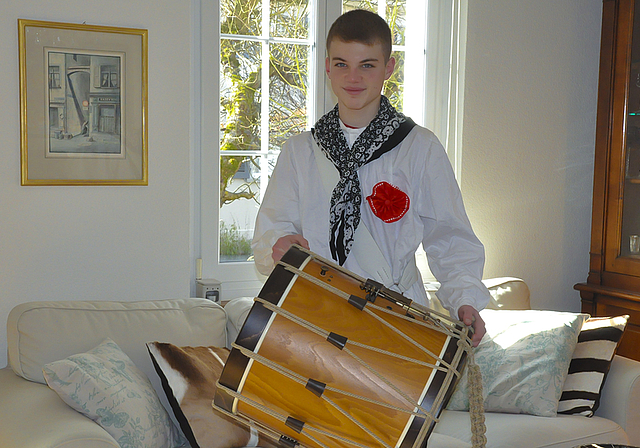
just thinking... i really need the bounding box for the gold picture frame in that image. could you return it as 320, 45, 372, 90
18, 19, 148, 186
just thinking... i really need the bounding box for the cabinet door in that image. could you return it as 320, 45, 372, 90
604, 0, 640, 276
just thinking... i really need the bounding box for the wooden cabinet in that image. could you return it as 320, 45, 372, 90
576, 0, 640, 361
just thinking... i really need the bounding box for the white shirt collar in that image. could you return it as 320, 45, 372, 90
339, 119, 366, 147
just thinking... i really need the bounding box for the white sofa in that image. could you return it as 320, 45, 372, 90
1, 278, 639, 448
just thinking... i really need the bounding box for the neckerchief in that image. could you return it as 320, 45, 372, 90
312, 95, 416, 265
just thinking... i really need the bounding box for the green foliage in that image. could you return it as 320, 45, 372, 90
220, 221, 253, 257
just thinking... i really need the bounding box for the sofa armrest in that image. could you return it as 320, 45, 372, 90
0, 367, 119, 448
595, 355, 640, 445
224, 296, 255, 348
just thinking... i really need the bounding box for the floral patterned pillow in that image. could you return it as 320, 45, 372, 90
446, 310, 588, 417
43, 338, 186, 448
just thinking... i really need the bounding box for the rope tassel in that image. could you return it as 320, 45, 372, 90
466, 352, 487, 448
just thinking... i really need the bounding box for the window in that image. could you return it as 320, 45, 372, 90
48, 65, 61, 89
218, 0, 315, 263
195, 0, 467, 289
100, 65, 119, 88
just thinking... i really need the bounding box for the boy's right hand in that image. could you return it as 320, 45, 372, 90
272, 234, 310, 263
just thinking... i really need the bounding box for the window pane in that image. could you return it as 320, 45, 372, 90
386, 0, 406, 45
384, 49, 404, 112
270, 0, 311, 39
343, 0, 377, 13
221, 0, 262, 36
220, 39, 262, 152
220, 219, 254, 263
219, 155, 262, 263
269, 43, 310, 150
342, 1, 406, 45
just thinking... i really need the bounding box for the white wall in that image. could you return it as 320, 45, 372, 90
462, 1, 603, 311
0, 1, 193, 368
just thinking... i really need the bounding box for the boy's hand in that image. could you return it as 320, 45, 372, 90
458, 305, 486, 348
272, 234, 310, 263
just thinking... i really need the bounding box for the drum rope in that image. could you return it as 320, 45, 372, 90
208, 404, 289, 448
273, 254, 486, 447
363, 302, 462, 375
279, 261, 470, 344
212, 385, 331, 448
252, 298, 438, 419
250, 298, 444, 425
411, 336, 467, 448
231, 342, 426, 417
277, 264, 468, 374
215, 381, 393, 448
254, 297, 449, 373
459, 345, 487, 448
280, 247, 472, 346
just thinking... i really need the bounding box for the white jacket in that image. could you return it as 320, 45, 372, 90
252, 125, 489, 317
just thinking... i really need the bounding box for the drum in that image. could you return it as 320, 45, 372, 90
214, 245, 473, 448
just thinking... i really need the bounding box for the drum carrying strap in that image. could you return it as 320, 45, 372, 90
312, 138, 419, 292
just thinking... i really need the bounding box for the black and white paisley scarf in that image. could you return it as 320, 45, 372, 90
312, 95, 416, 265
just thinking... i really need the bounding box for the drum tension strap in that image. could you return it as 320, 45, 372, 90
278, 435, 299, 448
327, 332, 347, 350
285, 416, 305, 433
348, 294, 367, 310
305, 378, 326, 397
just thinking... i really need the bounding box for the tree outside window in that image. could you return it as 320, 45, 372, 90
217, 0, 426, 263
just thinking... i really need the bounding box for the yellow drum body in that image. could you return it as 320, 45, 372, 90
215, 246, 470, 448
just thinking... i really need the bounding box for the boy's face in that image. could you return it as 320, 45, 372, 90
325, 39, 395, 127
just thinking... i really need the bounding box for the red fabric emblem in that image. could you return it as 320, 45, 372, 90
366, 181, 410, 223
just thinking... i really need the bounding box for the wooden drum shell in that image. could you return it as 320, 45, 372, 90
215, 246, 469, 448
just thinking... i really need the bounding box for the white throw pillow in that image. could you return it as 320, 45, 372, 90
43, 338, 186, 448
446, 310, 588, 417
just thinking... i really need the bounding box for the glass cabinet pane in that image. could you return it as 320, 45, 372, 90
622, 1, 640, 257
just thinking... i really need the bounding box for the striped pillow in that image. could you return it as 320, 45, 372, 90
557, 315, 629, 416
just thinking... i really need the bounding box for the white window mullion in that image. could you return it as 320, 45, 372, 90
320, 0, 342, 115
403, 0, 427, 125
449, 0, 468, 181
260, 0, 271, 200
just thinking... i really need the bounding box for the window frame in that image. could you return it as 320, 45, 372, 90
192, 0, 467, 295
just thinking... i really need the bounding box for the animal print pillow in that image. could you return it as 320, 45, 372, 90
147, 342, 266, 448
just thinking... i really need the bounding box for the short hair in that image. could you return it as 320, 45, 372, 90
326, 9, 393, 61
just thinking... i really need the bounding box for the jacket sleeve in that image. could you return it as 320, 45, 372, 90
419, 138, 490, 317
251, 138, 303, 276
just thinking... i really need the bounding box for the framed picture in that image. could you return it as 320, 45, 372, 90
18, 19, 148, 186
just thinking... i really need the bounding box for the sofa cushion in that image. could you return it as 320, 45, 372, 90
558, 315, 629, 417
426, 433, 471, 448
224, 296, 255, 348
482, 277, 531, 310
7, 298, 227, 433
434, 410, 630, 447
0, 367, 121, 448
146, 342, 262, 448
447, 309, 587, 417
425, 277, 531, 315
43, 338, 185, 448
7, 298, 226, 385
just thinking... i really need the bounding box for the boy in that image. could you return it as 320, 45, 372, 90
252, 9, 488, 346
